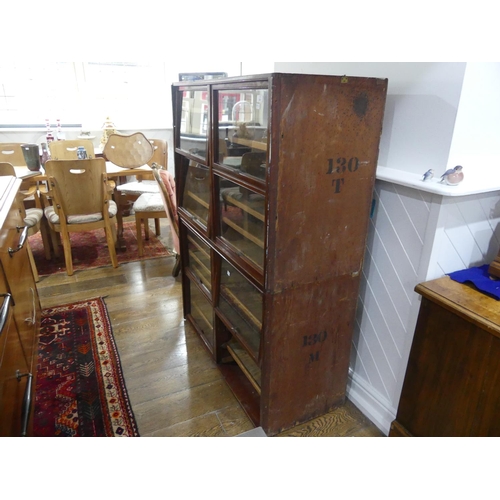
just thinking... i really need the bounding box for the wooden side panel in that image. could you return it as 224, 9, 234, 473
267, 74, 387, 291
395, 298, 488, 436
470, 334, 500, 436
261, 275, 360, 435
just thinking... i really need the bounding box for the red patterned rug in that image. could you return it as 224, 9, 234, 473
33, 297, 139, 437
29, 221, 173, 276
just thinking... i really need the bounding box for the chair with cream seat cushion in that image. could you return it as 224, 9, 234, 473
103, 133, 155, 235
43, 158, 118, 276
103, 134, 169, 242
132, 190, 166, 257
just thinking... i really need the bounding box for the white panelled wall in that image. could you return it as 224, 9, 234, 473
347, 183, 500, 434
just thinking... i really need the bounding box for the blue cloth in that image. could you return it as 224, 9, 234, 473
447, 265, 500, 300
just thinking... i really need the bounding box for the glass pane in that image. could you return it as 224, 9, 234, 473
218, 177, 265, 270
219, 259, 262, 359
179, 88, 208, 161
216, 88, 268, 179
180, 158, 210, 227
190, 280, 214, 349
187, 229, 211, 293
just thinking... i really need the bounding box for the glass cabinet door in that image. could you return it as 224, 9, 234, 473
179, 157, 210, 230
217, 175, 265, 270
186, 227, 212, 294
215, 87, 268, 180
189, 279, 214, 351
178, 88, 209, 162
218, 258, 263, 362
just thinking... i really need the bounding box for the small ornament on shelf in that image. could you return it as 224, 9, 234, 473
56, 118, 66, 141
440, 165, 464, 186
421, 169, 434, 181
40, 142, 50, 166
100, 116, 117, 149
45, 118, 55, 143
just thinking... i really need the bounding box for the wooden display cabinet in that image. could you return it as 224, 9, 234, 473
172, 73, 388, 435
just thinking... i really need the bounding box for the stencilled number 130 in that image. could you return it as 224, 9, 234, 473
326, 157, 359, 175
326, 157, 360, 193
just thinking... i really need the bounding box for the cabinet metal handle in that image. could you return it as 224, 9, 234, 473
0, 293, 13, 339
17, 371, 33, 437
8, 226, 29, 257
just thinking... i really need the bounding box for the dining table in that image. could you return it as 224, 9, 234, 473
13, 162, 154, 251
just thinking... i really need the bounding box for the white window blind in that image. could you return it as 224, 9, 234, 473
0, 62, 171, 129
0, 62, 249, 130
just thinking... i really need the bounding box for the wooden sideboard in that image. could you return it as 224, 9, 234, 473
0, 176, 41, 436
390, 276, 500, 437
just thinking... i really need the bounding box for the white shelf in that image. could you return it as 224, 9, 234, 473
376, 165, 500, 197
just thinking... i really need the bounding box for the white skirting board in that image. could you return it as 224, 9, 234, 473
346, 369, 397, 436
236, 427, 267, 437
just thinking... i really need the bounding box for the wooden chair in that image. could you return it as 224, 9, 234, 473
48, 139, 95, 159
0, 162, 51, 281
103, 133, 166, 241
43, 158, 118, 276
148, 139, 168, 169
0, 143, 26, 166
131, 139, 170, 253
151, 163, 180, 276
103, 132, 154, 234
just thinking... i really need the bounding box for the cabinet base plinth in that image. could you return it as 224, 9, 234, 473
389, 420, 413, 437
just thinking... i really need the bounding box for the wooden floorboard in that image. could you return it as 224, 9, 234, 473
35, 219, 383, 438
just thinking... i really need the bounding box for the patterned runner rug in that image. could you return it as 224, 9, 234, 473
33, 297, 139, 437
29, 221, 173, 277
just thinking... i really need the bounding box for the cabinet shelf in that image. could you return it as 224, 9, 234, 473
192, 302, 212, 332
226, 339, 261, 395
224, 193, 265, 222
188, 234, 210, 260
222, 217, 264, 249
186, 190, 210, 209
231, 137, 267, 152
220, 284, 262, 332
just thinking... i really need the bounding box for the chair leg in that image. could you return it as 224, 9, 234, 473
136, 213, 144, 257
105, 223, 119, 268
144, 217, 150, 241
114, 191, 124, 240
154, 217, 161, 236
26, 243, 39, 282
172, 254, 181, 277
111, 220, 117, 245
40, 219, 52, 260
60, 231, 74, 276
49, 227, 61, 258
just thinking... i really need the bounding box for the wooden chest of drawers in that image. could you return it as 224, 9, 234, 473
390, 276, 500, 437
0, 176, 41, 436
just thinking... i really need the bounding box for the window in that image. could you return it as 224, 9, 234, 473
0, 62, 260, 130
0, 62, 81, 127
